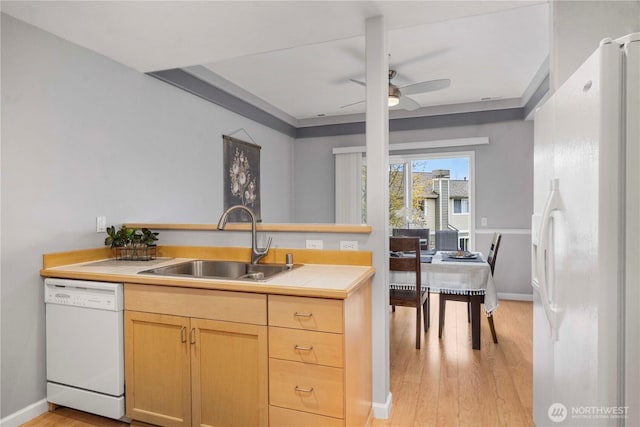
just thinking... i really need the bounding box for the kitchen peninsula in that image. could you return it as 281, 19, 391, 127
41, 245, 374, 427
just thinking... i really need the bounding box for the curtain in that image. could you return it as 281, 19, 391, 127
334, 152, 363, 224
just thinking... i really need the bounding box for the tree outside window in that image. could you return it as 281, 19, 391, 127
389, 163, 429, 229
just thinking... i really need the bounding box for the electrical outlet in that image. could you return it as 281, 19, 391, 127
340, 240, 358, 251
96, 216, 107, 233
481, 217, 488, 227
306, 239, 323, 249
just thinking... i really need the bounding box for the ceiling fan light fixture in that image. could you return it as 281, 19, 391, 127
388, 85, 401, 107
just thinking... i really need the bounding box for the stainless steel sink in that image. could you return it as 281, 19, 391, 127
138, 260, 294, 281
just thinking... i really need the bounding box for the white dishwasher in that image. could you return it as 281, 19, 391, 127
44, 278, 125, 419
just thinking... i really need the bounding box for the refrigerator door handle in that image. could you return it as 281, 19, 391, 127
533, 178, 562, 339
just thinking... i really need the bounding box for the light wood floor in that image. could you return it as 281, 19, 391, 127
372, 297, 533, 427
23, 298, 532, 427
20, 406, 128, 427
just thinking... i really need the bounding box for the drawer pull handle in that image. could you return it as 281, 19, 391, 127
294, 312, 313, 318
180, 326, 187, 343
190, 328, 196, 344
295, 386, 314, 393
294, 345, 314, 351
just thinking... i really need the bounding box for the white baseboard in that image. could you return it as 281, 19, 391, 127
372, 392, 393, 419
497, 292, 533, 301
0, 399, 48, 427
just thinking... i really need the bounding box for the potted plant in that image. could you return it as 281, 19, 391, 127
105, 225, 159, 260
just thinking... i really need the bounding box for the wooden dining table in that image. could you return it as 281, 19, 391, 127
389, 251, 498, 349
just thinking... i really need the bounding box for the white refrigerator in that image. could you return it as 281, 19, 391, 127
532, 33, 639, 426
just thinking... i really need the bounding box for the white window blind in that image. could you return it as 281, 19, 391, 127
453, 198, 469, 214
334, 152, 363, 224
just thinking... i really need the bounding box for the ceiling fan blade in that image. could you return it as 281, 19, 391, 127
400, 78, 450, 95
396, 95, 421, 111
349, 79, 367, 87
340, 99, 365, 109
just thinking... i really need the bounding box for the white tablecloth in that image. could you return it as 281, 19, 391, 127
389, 251, 498, 313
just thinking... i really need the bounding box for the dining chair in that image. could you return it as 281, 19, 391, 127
435, 229, 459, 251
438, 232, 501, 345
392, 228, 430, 252
389, 236, 430, 349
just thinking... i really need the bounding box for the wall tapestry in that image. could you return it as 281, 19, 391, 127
223, 135, 261, 222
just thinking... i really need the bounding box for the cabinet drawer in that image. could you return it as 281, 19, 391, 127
268, 295, 343, 333
125, 283, 266, 325
269, 405, 344, 427
269, 326, 343, 367
269, 359, 343, 418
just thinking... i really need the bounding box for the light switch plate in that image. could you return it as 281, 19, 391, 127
96, 216, 107, 233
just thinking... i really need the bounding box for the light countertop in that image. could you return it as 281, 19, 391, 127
41, 257, 375, 299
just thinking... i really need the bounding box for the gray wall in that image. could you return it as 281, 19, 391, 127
0, 14, 296, 418
550, 1, 640, 91
294, 133, 363, 222
293, 120, 534, 297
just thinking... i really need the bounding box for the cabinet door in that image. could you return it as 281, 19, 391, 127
125, 311, 191, 427
191, 319, 268, 427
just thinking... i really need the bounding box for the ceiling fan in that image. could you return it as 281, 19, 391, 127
342, 70, 450, 111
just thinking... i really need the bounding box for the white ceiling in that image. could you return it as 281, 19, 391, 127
1, 1, 550, 122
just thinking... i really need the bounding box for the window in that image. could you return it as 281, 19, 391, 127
388, 155, 472, 242
453, 198, 469, 214
335, 143, 477, 248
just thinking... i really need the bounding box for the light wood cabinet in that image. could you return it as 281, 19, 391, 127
267, 281, 372, 427
125, 311, 191, 427
191, 318, 268, 427
269, 358, 344, 418
268, 295, 343, 333
124, 284, 268, 427
124, 277, 371, 427
268, 327, 343, 367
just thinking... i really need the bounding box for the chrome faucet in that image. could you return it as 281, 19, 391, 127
217, 205, 272, 265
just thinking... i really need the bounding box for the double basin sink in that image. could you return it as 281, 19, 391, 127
139, 259, 295, 281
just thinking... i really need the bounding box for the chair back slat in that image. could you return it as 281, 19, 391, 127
390, 257, 420, 273
392, 228, 430, 251
487, 232, 502, 275
389, 236, 421, 284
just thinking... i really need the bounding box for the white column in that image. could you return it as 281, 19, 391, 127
365, 15, 391, 418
